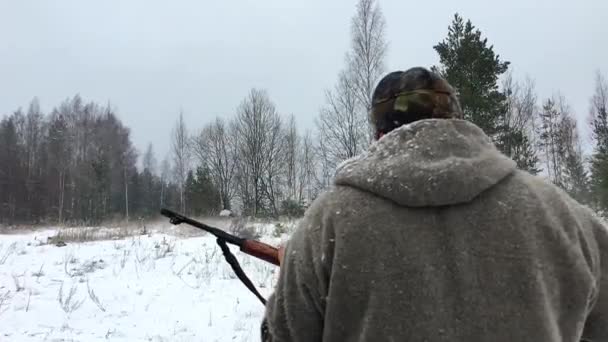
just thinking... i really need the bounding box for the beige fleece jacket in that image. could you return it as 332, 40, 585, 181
263, 119, 608, 342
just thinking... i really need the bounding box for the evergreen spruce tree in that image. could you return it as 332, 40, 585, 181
509, 130, 541, 174
538, 95, 590, 204
184, 171, 197, 216
560, 117, 590, 204
589, 71, 608, 212
537, 98, 564, 186
185, 166, 221, 216
433, 14, 510, 140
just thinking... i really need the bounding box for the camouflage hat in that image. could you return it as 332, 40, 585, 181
370, 67, 463, 138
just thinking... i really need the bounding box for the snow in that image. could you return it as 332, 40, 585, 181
0, 226, 284, 341
219, 210, 233, 217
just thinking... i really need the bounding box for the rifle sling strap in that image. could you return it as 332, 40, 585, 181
216, 238, 267, 305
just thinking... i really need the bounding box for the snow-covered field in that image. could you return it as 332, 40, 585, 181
0, 222, 291, 342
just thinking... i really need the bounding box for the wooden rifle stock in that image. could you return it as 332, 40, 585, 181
241, 240, 280, 266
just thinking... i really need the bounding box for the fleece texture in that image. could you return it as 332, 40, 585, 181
263, 119, 608, 342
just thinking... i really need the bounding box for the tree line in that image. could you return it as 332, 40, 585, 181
1, 0, 607, 225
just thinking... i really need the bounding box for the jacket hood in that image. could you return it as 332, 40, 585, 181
334, 119, 517, 207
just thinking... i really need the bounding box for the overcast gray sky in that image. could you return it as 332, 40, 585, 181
1, 0, 606, 161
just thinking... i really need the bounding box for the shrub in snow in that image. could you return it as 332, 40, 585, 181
87, 280, 106, 312
154, 237, 175, 259
272, 221, 298, 238
280, 199, 306, 218
229, 218, 260, 240
32, 264, 45, 281
0, 242, 17, 265
219, 209, 233, 217
272, 223, 287, 238
238, 226, 260, 240
12, 274, 24, 292
57, 282, 85, 314
0, 291, 11, 316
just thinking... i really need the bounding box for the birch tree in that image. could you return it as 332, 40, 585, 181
348, 0, 388, 114
171, 112, 190, 213
314, 0, 388, 188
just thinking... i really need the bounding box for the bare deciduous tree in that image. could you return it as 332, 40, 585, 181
122, 146, 137, 222
537, 94, 587, 196
24, 98, 43, 179
233, 89, 284, 217
298, 130, 317, 204
284, 115, 299, 202
348, 0, 388, 114
502, 73, 537, 141
142, 143, 157, 175
192, 118, 236, 210
316, 70, 367, 173
260, 112, 286, 217
500, 72, 541, 174
20, 98, 44, 220
160, 156, 171, 208
313, 0, 388, 191
171, 111, 191, 213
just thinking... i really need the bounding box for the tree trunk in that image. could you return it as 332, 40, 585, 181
124, 166, 129, 222
160, 182, 164, 208
58, 171, 65, 223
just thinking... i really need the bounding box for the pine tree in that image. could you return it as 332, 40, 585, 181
194, 166, 221, 215
590, 71, 608, 212
563, 147, 590, 204
140, 143, 159, 217
46, 112, 71, 223
509, 130, 541, 174
185, 166, 221, 217
560, 116, 590, 204
537, 98, 564, 186
433, 13, 510, 139
538, 95, 590, 203
128, 171, 142, 218
0, 116, 23, 223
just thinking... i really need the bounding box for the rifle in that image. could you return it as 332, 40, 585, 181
160, 208, 279, 305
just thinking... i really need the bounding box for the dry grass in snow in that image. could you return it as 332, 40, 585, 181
0, 219, 296, 342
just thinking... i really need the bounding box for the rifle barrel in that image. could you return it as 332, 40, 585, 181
160, 208, 244, 246
160, 208, 280, 266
